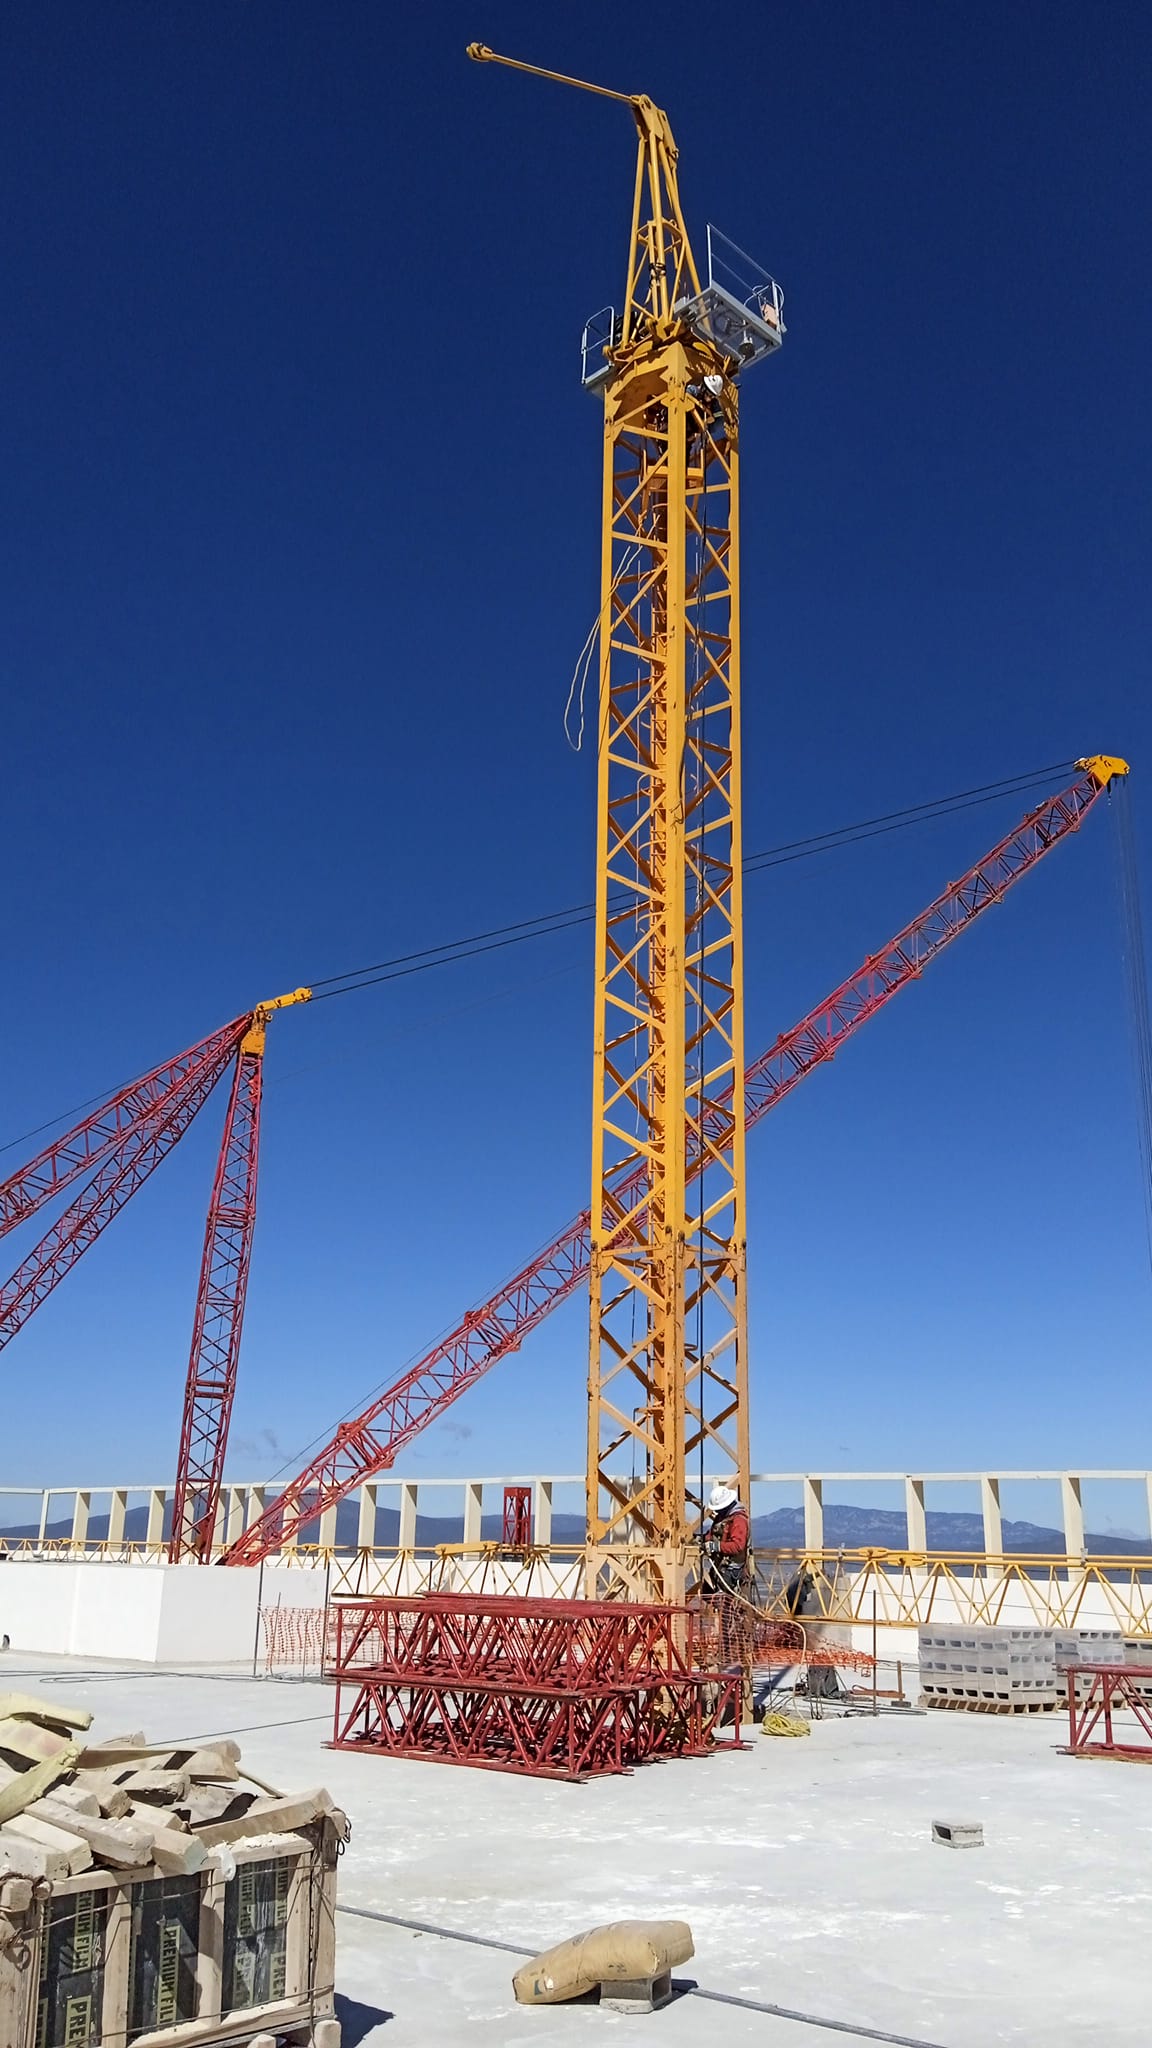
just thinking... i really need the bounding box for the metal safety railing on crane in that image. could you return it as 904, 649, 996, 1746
224, 756, 1127, 1566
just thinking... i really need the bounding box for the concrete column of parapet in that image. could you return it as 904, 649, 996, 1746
981, 1476, 1003, 1555
1061, 1475, 1085, 1560
37, 1491, 50, 1545
398, 1482, 418, 1551
245, 1486, 266, 1532
72, 1491, 90, 1548
357, 1484, 378, 1549
463, 1481, 484, 1547
318, 1503, 338, 1548
905, 1477, 927, 1553
802, 1477, 824, 1550
145, 1488, 166, 1548
225, 1489, 245, 1546
107, 1489, 128, 1546
534, 1479, 553, 1548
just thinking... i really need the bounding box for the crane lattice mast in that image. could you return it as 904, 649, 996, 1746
470, 46, 785, 1595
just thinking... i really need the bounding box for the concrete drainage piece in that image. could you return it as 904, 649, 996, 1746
932, 1820, 984, 1849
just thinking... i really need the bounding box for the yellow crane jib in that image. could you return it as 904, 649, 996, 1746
240, 986, 312, 1058
468, 41, 783, 381
1077, 755, 1130, 788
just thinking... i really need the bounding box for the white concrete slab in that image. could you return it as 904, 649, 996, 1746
0, 1651, 1144, 2045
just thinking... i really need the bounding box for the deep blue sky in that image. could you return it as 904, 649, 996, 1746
1, 1, 1149, 1501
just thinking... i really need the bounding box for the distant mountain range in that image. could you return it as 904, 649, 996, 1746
2, 1499, 1147, 1557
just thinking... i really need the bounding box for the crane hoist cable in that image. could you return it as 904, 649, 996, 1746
1112, 774, 1152, 1276
0, 759, 1081, 1165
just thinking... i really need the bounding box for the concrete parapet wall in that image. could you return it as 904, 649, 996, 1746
0, 1559, 328, 1662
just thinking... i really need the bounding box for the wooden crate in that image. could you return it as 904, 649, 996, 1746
0, 1816, 343, 2048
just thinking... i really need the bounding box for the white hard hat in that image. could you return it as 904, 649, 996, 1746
708, 1482, 738, 1513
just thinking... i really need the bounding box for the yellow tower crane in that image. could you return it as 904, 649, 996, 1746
470, 45, 785, 1599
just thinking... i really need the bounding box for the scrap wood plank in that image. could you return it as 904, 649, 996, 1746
126, 1811, 207, 1877
71, 1770, 131, 1819
195, 1788, 335, 1847
179, 1785, 254, 1827
0, 1719, 76, 1766
0, 1693, 92, 1733
0, 1826, 76, 1882
110, 1767, 190, 1804
0, 1748, 79, 1824
26, 1799, 153, 1869
1, 1813, 92, 1875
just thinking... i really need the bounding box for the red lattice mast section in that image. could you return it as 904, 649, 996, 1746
225, 760, 1125, 1565
169, 990, 309, 1562
169, 1043, 264, 1562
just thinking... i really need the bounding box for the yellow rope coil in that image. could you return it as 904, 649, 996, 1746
760, 1711, 810, 1738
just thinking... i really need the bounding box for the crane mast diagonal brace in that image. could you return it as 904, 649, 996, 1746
223, 760, 1126, 1566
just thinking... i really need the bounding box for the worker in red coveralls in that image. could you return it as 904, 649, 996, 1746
702, 1481, 751, 1596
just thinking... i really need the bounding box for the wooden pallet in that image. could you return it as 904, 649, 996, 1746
921, 1692, 1060, 1717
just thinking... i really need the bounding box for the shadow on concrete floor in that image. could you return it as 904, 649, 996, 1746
335, 1993, 394, 2042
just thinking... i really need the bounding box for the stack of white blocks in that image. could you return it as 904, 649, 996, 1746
919, 1626, 1139, 1710
918, 1627, 1059, 1709
1054, 1630, 1125, 1699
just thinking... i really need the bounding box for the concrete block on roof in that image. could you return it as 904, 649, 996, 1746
933, 1820, 984, 1849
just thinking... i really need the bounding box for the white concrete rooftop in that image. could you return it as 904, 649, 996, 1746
4, 1651, 1146, 2047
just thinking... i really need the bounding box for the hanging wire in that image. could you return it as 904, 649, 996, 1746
1112, 776, 1152, 1276
0, 757, 1081, 1162
562, 544, 642, 752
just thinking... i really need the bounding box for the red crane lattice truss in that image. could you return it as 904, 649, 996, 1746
169, 1023, 265, 1563
0, 989, 309, 1562
225, 758, 1126, 1565
326, 1592, 742, 1780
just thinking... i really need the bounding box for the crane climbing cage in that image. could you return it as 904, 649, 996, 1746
581, 226, 786, 389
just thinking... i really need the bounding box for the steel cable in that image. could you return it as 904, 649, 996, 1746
0, 759, 1078, 1161
1112, 777, 1152, 1275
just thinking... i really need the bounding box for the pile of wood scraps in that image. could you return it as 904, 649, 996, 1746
0, 1689, 345, 1883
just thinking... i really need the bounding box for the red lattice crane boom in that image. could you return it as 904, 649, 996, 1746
0, 1020, 248, 1240
224, 757, 1127, 1565
0, 1023, 250, 1352
169, 991, 309, 1562
0, 991, 309, 1558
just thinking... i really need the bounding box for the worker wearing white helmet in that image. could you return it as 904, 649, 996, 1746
702, 1478, 751, 1594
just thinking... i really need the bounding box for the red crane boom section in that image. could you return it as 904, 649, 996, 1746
224, 767, 1111, 1565
0, 1022, 248, 1354
0, 1021, 248, 1239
